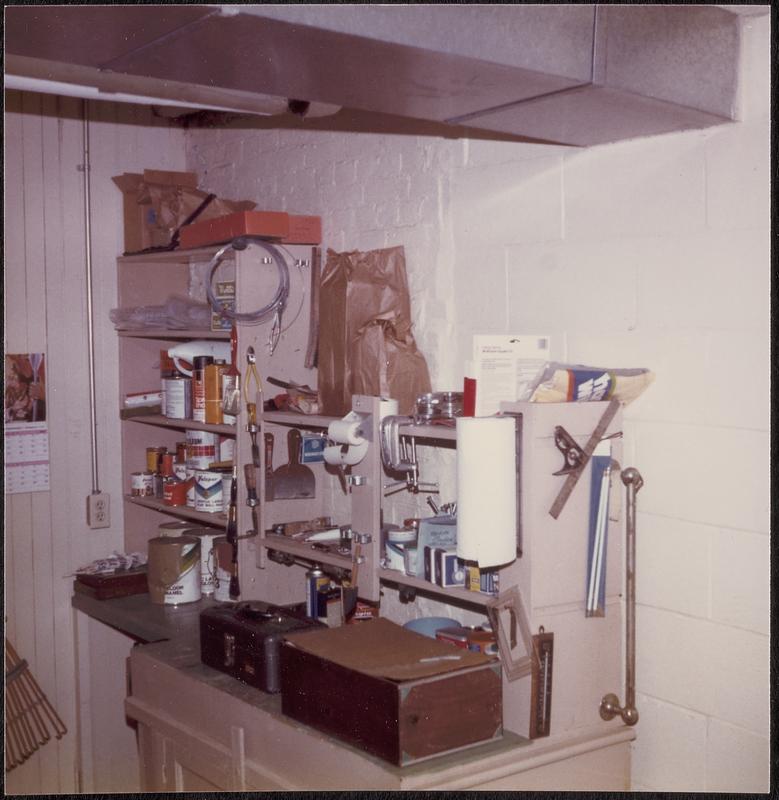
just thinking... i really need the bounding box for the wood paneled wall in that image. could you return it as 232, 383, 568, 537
4, 90, 186, 793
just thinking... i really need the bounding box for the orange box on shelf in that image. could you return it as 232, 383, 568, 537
179, 211, 291, 249
283, 214, 323, 245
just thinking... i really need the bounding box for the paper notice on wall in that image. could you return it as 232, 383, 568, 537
472, 335, 550, 416
4, 353, 50, 494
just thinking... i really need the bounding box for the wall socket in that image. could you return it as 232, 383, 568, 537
87, 492, 110, 529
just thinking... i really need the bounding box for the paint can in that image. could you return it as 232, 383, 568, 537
305, 566, 329, 618
186, 467, 196, 507
191, 355, 213, 424
146, 446, 166, 474
159, 349, 176, 410
147, 535, 201, 605
186, 429, 218, 469
130, 471, 154, 497
164, 375, 192, 419
213, 536, 236, 602
175, 441, 188, 463
184, 528, 221, 595
219, 435, 235, 464
158, 520, 197, 537
173, 461, 188, 481
194, 469, 224, 514
163, 475, 190, 506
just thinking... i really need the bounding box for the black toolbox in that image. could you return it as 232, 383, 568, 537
199, 601, 323, 693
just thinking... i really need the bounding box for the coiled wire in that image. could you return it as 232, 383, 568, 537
205, 236, 290, 326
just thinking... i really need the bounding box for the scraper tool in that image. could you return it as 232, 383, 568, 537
272, 428, 315, 499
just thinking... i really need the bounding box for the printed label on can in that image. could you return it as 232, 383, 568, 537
219, 436, 235, 464
186, 467, 196, 507
305, 570, 329, 618
130, 472, 145, 497
163, 541, 201, 605
186, 429, 218, 469
164, 377, 191, 419
187, 529, 220, 595
195, 470, 224, 513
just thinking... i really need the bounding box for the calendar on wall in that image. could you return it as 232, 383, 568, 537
4, 353, 50, 493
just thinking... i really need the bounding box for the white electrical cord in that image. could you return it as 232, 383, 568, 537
205, 236, 290, 326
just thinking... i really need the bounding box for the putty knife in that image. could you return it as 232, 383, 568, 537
272, 429, 315, 499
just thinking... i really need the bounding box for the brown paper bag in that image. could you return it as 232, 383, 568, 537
318, 246, 431, 415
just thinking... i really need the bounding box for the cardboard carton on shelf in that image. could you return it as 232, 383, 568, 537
179, 210, 323, 249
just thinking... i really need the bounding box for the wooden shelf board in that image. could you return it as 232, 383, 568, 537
125, 495, 227, 528
259, 535, 353, 570
117, 329, 230, 340
123, 414, 236, 436
263, 410, 338, 429
378, 569, 496, 608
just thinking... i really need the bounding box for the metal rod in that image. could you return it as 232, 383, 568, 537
600, 467, 643, 726
82, 99, 100, 493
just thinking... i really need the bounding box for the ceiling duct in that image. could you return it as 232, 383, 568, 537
4, 4, 762, 146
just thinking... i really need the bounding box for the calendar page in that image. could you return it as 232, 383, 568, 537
4, 353, 50, 494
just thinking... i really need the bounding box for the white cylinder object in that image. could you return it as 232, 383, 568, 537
456, 416, 517, 568
328, 415, 366, 446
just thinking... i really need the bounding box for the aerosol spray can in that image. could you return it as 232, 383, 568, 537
305, 566, 329, 619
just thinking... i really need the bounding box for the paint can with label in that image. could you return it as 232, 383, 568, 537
204, 361, 226, 425
185, 528, 221, 595
146, 446, 166, 474
164, 375, 192, 419
186, 467, 196, 507
147, 535, 201, 605
186, 429, 218, 469
219, 435, 235, 464
130, 471, 154, 497
194, 469, 224, 514
213, 536, 236, 602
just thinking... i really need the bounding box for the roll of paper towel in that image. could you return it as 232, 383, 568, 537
456, 416, 517, 568
328, 414, 367, 446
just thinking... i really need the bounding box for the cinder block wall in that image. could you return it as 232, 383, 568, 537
186, 14, 769, 791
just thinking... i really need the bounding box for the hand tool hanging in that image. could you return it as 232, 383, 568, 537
225, 464, 240, 599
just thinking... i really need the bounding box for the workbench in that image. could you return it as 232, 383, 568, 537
72, 592, 634, 791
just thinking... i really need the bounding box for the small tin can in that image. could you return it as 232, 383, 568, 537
218, 435, 235, 464
175, 441, 188, 463
163, 476, 188, 506
204, 362, 226, 425
130, 472, 147, 497
305, 566, 329, 619
160, 452, 175, 477
194, 470, 224, 514
146, 446, 166, 474
164, 375, 192, 419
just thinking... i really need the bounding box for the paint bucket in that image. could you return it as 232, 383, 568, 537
213, 536, 236, 602
194, 470, 224, 513
185, 528, 221, 595
147, 535, 201, 605
186, 429, 218, 469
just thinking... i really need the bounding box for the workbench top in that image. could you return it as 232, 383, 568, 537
73, 591, 635, 791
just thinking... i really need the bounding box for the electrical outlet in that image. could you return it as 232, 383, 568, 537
87, 492, 110, 529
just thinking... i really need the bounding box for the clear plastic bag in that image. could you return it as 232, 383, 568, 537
109, 294, 211, 331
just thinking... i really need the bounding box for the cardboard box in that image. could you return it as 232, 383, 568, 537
179, 210, 290, 249
280, 618, 502, 766
179, 210, 323, 249
112, 170, 198, 253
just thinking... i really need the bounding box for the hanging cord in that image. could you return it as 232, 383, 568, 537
205, 236, 290, 327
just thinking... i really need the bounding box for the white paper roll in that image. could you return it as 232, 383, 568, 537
323, 441, 369, 467
328, 412, 367, 446
456, 416, 517, 568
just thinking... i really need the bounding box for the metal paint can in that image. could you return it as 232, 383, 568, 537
185, 528, 221, 595
192, 355, 213, 424
147, 535, 201, 605
146, 446, 166, 474
204, 362, 226, 425
175, 441, 188, 463
160, 452, 175, 477
218, 435, 235, 464
305, 566, 329, 618
186, 429, 218, 469
164, 375, 192, 419
194, 470, 224, 514
213, 536, 236, 602
173, 461, 188, 481
130, 471, 154, 497
186, 467, 196, 507
158, 520, 197, 537
163, 476, 189, 506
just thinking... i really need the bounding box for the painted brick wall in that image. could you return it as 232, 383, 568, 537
185, 13, 769, 791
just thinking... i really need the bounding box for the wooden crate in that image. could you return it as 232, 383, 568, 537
280, 618, 502, 766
